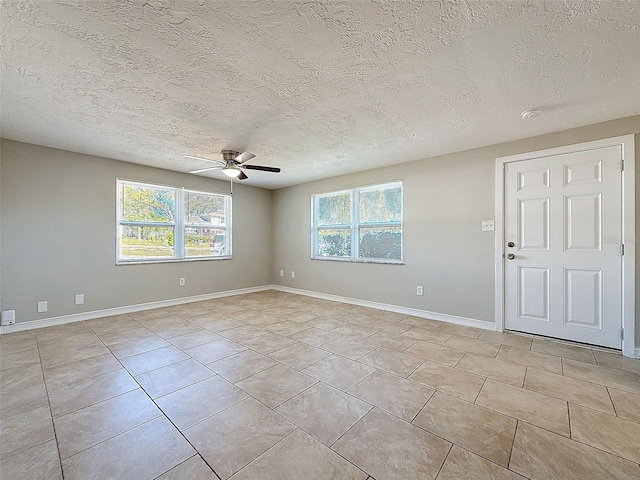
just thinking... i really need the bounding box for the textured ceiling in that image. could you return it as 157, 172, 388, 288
1, 0, 639, 189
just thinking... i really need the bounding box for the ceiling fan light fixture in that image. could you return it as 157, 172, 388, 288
222, 166, 241, 177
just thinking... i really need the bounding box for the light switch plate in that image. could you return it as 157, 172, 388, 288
481, 220, 495, 232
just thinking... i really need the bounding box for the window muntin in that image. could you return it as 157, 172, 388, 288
117, 180, 231, 263
312, 182, 402, 263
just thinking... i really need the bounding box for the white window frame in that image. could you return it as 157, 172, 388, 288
116, 179, 232, 264
311, 181, 403, 264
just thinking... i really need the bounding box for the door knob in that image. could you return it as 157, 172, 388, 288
507, 242, 515, 248
507, 253, 515, 260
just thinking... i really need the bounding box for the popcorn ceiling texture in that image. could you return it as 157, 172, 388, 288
1, 0, 639, 188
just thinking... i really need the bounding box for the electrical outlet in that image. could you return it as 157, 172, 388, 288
75, 294, 84, 305
37, 301, 48, 313
1, 310, 16, 326
291, 271, 296, 278
416, 286, 424, 296
279, 270, 284, 277
179, 278, 186, 286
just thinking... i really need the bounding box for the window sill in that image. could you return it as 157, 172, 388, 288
310, 256, 404, 265
116, 256, 232, 265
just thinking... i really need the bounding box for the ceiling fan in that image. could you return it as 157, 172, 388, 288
186, 150, 280, 180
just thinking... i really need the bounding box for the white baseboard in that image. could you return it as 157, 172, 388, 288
273, 285, 495, 331
0, 285, 273, 335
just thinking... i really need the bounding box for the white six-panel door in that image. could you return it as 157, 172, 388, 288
504, 145, 623, 348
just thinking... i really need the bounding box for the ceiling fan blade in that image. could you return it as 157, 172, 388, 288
234, 151, 256, 164
243, 165, 281, 173
237, 171, 248, 180
184, 155, 225, 165
189, 166, 221, 174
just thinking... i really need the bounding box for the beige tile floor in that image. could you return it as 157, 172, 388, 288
1, 290, 640, 480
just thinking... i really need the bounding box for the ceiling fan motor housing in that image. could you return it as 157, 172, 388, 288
221, 150, 242, 161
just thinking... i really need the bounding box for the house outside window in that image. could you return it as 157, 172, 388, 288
117, 179, 231, 263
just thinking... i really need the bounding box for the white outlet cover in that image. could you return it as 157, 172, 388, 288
481, 220, 495, 232
37, 301, 48, 313
291, 271, 296, 278
279, 270, 284, 276
75, 294, 84, 305
1, 310, 16, 326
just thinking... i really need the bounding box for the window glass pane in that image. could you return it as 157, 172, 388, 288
317, 228, 351, 257
185, 228, 227, 257
185, 191, 226, 226
121, 183, 175, 222
317, 193, 351, 225
358, 226, 402, 260
359, 185, 402, 223
119, 225, 174, 259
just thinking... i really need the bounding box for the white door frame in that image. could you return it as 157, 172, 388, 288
494, 135, 636, 357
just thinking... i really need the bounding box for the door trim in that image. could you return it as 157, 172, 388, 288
494, 135, 636, 357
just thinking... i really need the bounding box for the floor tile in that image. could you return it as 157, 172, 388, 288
54, 389, 162, 458
135, 359, 214, 399
43, 353, 121, 390
404, 341, 465, 367
400, 316, 443, 329
189, 314, 246, 332
184, 338, 247, 364
593, 350, 640, 375
569, 403, 640, 463
156, 455, 217, 480
231, 429, 367, 480
39, 342, 111, 369
183, 397, 295, 480
436, 323, 483, 338
349, 369, 434, 421
456, 353, 526, 387
333, 408, 450, 480
0, 380, 49, 420
0, 405, 54, 457
289, 327, 340, 346
363, 331, 417, 352
443, 335, 499, 357
400, 327, 452, 344
524, 367, 614, 414
409, 361, 485, 402
218, 325, 267, 342
147, 321, 205, 339
562, 358, 640, 394
478, 330, 532, 350
267, 342, 332, 370
0, 439, 63, 480
0, 348, 40, 372
302, 355, 376, 391
358, 347, 424, 377
609, 388, 640, 423
108, 334, 170, 359
476, 379, 569, 437
509, 422, 640, 480
321, 336, 378, 360
240, 332, 297, 354
119, 345, 190, 376
36, 324, 94, 344
156, 376, 248, 430
531, 339, 596, 364
235, 364, 317, 408
167, 330, 223, 350
48, 368, 139, 417
62, 416, 195, 480
496, 345, 562, 374
98, 326, 155, 345
436, 445, 525, 480
87, 315, 140, 336
208, 349, 278, 383
276, 382, 372, 446
1, 363, 43, 392
0, 338, 38, 357
413, 392, 516, 467
266, 321, 311, 336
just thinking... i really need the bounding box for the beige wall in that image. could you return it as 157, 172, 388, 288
0, 140, 273, 323
272, 116, 640, 343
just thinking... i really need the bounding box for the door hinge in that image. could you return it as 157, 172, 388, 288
621, 244, 625, 256
621, 328, 624, 340
621, 158, 624, 171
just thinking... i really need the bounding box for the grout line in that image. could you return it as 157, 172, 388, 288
506, 419, 519, 470
434, 443, 454, 479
